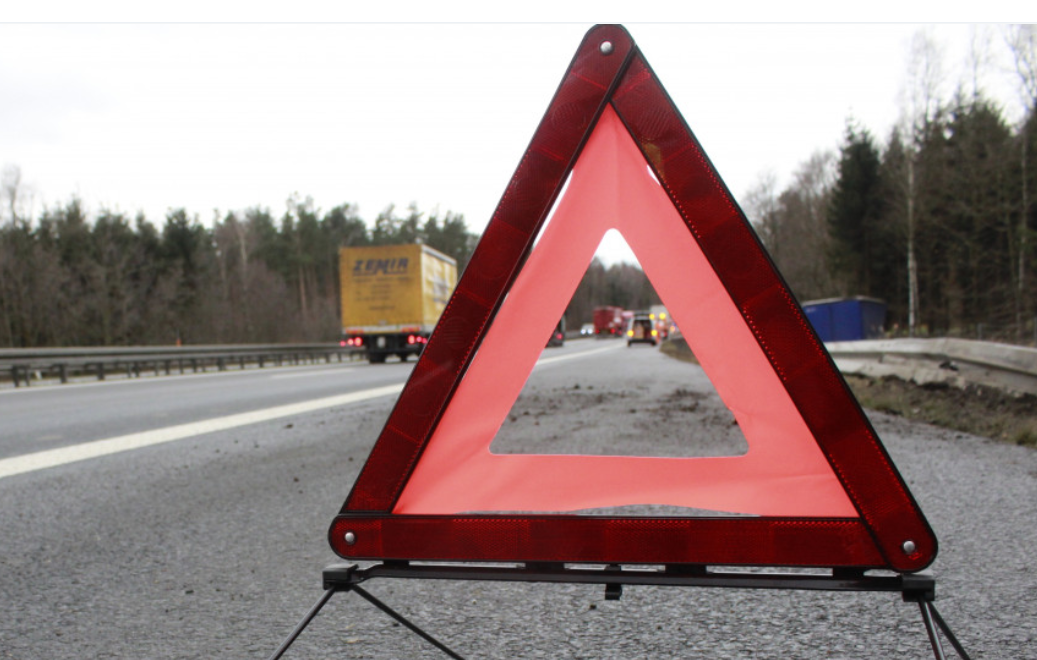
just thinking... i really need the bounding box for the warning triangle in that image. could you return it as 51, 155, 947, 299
329, 24, 936, 572
393, 107, 855, 518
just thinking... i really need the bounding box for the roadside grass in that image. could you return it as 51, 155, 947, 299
844, 375, 1037, 448
660, 338, 1037, 448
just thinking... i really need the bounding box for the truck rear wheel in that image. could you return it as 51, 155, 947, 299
368, 352, 387, 364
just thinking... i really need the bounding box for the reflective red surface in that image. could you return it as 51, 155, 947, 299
330, 24, 936, 573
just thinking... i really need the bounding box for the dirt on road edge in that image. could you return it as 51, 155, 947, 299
661, 338, 1037, 448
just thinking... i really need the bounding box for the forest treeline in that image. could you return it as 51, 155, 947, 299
3, 28, 1034, 348
0, 190, 658, 348
0, 198, 478, 347
752, 103, 1036, 343
749, 29, 1037, 344
3, 93, 1034, 348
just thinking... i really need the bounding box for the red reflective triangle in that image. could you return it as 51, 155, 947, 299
329, 24, 937, 572
392, 107, 857, 519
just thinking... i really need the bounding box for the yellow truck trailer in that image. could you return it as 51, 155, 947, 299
339, 244, 458, 363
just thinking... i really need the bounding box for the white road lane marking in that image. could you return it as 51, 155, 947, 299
0, 383, 403, 480
269, 368, 356, 380
0, 340, 622, 480
535, 342, 623, 367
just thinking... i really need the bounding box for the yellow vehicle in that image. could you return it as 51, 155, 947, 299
339, 244, 457, 363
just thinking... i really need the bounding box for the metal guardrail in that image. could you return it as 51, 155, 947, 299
826, 338, 1037, 397
0, 344, 362, 388
5, 337, 1036, 396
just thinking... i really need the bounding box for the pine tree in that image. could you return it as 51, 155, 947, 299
827, 122, 888, 298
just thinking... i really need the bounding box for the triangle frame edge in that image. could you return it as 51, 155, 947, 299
330, 27, 937, 573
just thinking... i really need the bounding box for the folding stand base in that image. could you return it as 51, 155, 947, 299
268, 563, 972, 660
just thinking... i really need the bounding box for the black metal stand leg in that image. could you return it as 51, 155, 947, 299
919, 601, 973, 660
266, 572, 465, 660
927, 603, 973, 660
350, 584, 467, 660
269, 563, 977, 659
919, 601, 948, 660
267, 588, 337, 660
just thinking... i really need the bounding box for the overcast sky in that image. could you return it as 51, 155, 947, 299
2, 14, 1033, 262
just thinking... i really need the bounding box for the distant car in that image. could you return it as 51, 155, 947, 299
546, 319, 566, 347
625, 314, 658, 347
580, 323, 594, 336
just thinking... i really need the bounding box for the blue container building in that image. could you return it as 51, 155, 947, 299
801, 297, 887, 342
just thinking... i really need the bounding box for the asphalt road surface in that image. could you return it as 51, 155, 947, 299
1, 339, 1034, 658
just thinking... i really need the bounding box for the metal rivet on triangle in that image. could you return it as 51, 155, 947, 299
902, 540, 916, 554
600, 41, 614, 55
345, 532, 357, 545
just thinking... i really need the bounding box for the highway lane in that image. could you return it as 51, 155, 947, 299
0, 339, 1034, 658
0, 358, 412, 461
0, 339, 620, 472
